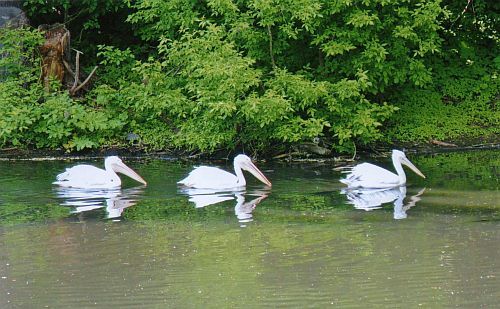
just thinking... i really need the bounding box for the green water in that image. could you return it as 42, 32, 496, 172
0, 150, 498, 307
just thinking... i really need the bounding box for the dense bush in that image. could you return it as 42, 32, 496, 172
385, 58, 499, 143
385, 0, 499, 144
0, 28, 124, 150
94, 0, 446, 153
0, 0, 497, 154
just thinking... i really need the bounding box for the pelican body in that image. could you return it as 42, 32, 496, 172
178, 154, 272, 189
340, 150, 425, 188
54, 156, 147, 189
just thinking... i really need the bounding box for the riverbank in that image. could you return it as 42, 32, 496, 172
1, 140, 498, 162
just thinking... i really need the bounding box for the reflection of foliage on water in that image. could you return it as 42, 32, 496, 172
0, 150, 497, 225
1, 207, 497, 307
0, 203, 69, 225
0, 193, 352, 225
123, 197, 228, 221
5, 187, 495, 226
413, 150, 499, 190
123, 192, 357, 225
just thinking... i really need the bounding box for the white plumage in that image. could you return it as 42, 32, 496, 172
340, 150, 425, 188
54, 156, 147, 189
178, 154, 271, 189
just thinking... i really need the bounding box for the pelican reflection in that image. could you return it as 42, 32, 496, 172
179, 187, 269, 225
54, 186, 145, 219
341, 186, 425, 219
234, 193, 268, 223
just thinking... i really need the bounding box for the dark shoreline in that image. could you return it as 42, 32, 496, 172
0, 142, 498, 162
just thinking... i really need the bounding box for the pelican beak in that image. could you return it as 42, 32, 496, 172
402, 158, 426, 179
112, 162, 148, 185
244, 161, 272, 187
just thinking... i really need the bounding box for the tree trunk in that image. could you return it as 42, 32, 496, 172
38, 24, 71, 90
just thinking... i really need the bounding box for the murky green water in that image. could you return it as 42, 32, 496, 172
0, 150, 498, 307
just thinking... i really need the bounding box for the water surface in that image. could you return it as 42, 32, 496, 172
0, 150, 498, 307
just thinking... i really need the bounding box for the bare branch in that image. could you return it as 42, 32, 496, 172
62, 59, 75, 77
71, 66, 98, 95
452, 0, 474, 25
72, 49, 82, 90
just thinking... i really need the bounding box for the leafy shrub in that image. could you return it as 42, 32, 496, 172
0, 78, 125, 151
0, 28, 126, 151
3, 0, 497, 154
0, 27, 42, 79
98, 23, 396, 153
385, 57, 499, 143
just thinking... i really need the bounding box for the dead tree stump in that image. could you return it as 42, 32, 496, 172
37, 24, 97, 95
38, 24, 70, 90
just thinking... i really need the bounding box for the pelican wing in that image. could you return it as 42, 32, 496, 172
54, 165, 119, 188
178, 166, 240, 189
340, 163, 399, 188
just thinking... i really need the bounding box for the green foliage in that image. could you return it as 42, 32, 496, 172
0, 78, 125, 151
0, 28, 127, 151
385, 49, 499, 144
22, 0, 126, 32
95, 45, 139, 87
441, 0, 499, 49
4, 0, 498, 154
312, 0, 445, 92
125, 0, 202, 42
0, 27, 43, 78
104, 0, 451, 153
93, 18, 399, 153
22, 0, 134, 61
382, 0, 498, 146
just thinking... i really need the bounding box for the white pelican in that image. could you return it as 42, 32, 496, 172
178, 154, 272, 189
340, 150, 425, 188
53, 156, 147, 189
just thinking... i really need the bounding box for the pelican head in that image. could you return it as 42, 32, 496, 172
392, 150, 426, 179
234, 154, 272, 187
105, 156, 148, 185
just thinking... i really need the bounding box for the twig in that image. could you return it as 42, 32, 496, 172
451, 0, 474, 25
62, 59, 75, 76
350, 143, 357, 161
71, 66, 98, 95
72, 49, 82, 90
